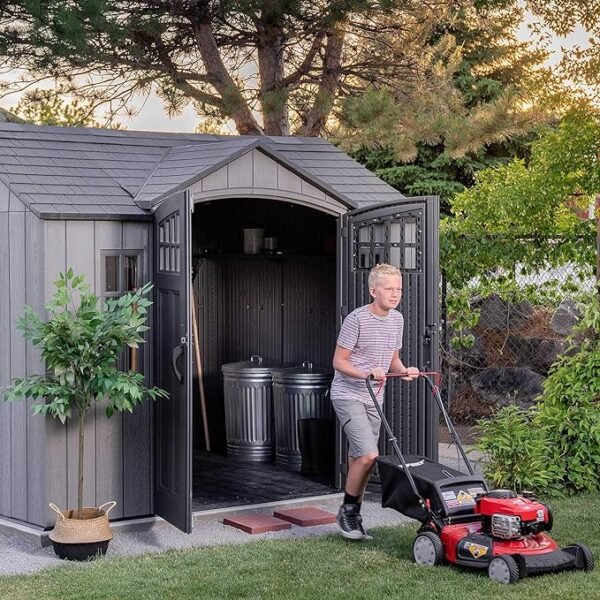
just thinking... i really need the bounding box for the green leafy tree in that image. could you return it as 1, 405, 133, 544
3, 270, 168, 516
0, 0, 515, 136
442, 107, 599, 342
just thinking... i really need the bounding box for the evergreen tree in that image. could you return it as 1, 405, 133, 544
340, 3, 566, 212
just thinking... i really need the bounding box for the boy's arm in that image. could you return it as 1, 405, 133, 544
389, 351, 419, 380
333, 345, 386, 380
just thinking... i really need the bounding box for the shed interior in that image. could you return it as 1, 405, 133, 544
191, 198, 339, 509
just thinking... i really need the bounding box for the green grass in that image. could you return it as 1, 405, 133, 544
0, 494, 598, 600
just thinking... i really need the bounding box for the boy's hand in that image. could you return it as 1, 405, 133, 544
369, 367, 387, 381
400, 367, 420, 381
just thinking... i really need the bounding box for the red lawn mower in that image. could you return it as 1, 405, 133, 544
367, 373, 595, 584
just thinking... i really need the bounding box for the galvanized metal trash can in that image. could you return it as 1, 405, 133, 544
222, 355, 282, 462
272, 361, 334, 471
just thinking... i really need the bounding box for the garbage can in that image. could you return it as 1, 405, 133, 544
272, 361, 333, 472
222, 355, 282, 462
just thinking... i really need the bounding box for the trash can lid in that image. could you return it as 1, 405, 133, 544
272, 361, 333, 383
222, 355, 282, 376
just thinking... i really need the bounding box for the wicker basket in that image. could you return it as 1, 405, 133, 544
48, 501, 116, 544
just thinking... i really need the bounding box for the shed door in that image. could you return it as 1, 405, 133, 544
339, 197, 439, 482
153, 190, 192, 533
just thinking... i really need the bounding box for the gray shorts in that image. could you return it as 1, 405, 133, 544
331, 397, 382, 458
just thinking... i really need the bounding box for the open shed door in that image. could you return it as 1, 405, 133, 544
153, 190, 192, 533
337, 197, 439, 485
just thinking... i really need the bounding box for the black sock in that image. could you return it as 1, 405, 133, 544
344, 492, 360, 505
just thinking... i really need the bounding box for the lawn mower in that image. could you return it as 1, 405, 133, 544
367, 372, 595, 584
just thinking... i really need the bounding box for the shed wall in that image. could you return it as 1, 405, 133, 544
0, 205, 153, 528
44, 220, 153, 527
0, 181, 47, 526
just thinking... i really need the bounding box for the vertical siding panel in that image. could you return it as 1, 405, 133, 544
122, 222, 153, 517
0, 212, 11, 517
45, 220, 68, 525
65, 221, 96, 509
25, 212, 47, 526
9, 210, 27, 520
94, 221, 124, 517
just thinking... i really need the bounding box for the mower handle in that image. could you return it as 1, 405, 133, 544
366, 372, 475, 478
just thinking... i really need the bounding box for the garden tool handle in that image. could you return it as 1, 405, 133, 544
365, 376, 427, 508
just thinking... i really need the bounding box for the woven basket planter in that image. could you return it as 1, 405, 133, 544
48, 501, 116, 561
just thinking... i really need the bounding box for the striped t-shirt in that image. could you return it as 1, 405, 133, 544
330, 305, 404, 404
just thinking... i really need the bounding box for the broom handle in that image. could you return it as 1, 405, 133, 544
191, 289, 211, 452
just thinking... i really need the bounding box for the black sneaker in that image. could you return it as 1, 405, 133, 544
336, 503, 373, 540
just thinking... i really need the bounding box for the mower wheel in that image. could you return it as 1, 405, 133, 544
488, 555, 520, 585
412, 532, 444, 567
568, 543, 595, 572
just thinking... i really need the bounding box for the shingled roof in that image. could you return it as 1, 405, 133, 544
0, 123, 404, 220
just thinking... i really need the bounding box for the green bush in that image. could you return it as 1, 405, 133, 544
476, 405, 562, 493
476, 292, 600, 495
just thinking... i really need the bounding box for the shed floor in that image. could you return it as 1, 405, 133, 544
192, 452, 337, 512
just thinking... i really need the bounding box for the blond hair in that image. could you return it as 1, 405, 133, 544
368, 263, 401, 289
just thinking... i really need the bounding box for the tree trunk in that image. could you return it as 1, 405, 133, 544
296, 27, 346, 137
193, 19, 263, 135
77, 408, 85, 517
257, 21, 289, 136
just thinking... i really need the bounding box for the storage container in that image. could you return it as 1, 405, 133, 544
272, 361, 333, 471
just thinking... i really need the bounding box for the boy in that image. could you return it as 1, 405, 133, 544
331, 263, 419, 540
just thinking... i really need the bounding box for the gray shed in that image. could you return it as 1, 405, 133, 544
0, 123, 439, 534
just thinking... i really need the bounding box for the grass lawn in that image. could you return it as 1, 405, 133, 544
0, 494, 597, 600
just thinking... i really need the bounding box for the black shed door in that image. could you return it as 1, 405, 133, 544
339, 197, 440, 479
153, 190, 192, 533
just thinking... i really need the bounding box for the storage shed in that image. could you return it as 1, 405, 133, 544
0, 123, 439, 534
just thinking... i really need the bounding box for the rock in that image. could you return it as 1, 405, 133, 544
550, 298, 581, 336
470, 367, 545, 409
446, 328, 487, 369
474, 294, 533, 331
506, 336, 566, 375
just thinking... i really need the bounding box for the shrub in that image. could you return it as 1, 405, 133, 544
476, 405, 562, 493
476, 292, 600, 495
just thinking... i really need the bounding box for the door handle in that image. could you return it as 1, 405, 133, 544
171, 343, 185, 384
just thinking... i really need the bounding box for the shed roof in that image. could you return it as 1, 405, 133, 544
0, 123, 404, 220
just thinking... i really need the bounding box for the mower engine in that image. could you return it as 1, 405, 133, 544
477, 490, 552, 540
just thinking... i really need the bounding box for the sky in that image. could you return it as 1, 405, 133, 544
0, 12, 593, 134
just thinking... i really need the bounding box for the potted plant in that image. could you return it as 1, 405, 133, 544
3, 269, 168, 560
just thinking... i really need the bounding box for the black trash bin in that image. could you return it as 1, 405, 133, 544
297, 417, 335, 483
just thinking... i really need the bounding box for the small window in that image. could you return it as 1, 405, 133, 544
102, 251, 143, 370
105, 256, 119, 293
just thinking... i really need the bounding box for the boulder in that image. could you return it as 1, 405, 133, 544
470, 367, 545, 409
474, 294, 533, 331
506, 336, 566, 375
446, 328, 487, 370
550, 298, 581, 336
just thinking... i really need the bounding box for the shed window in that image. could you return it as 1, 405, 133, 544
102, 251, 143, 371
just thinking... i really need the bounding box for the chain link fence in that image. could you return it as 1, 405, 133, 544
440, 261, 596, 424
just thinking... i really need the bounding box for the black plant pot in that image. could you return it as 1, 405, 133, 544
51, 539, 110, 561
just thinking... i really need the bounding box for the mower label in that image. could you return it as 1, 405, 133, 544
468, 487, 485, 497
456, 490, 475, 505
537, 509, 545, 522
465, 542, 488, 559
442, 491, 456, 500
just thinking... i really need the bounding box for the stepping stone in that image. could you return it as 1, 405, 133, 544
273, 507, 337, 527
223, 514, 292, 534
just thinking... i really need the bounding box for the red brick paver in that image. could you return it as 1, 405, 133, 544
273, 507, 337, 527
223, 514, 292, 534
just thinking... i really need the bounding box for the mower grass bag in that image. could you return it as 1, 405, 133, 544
377, 454, 488, 522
